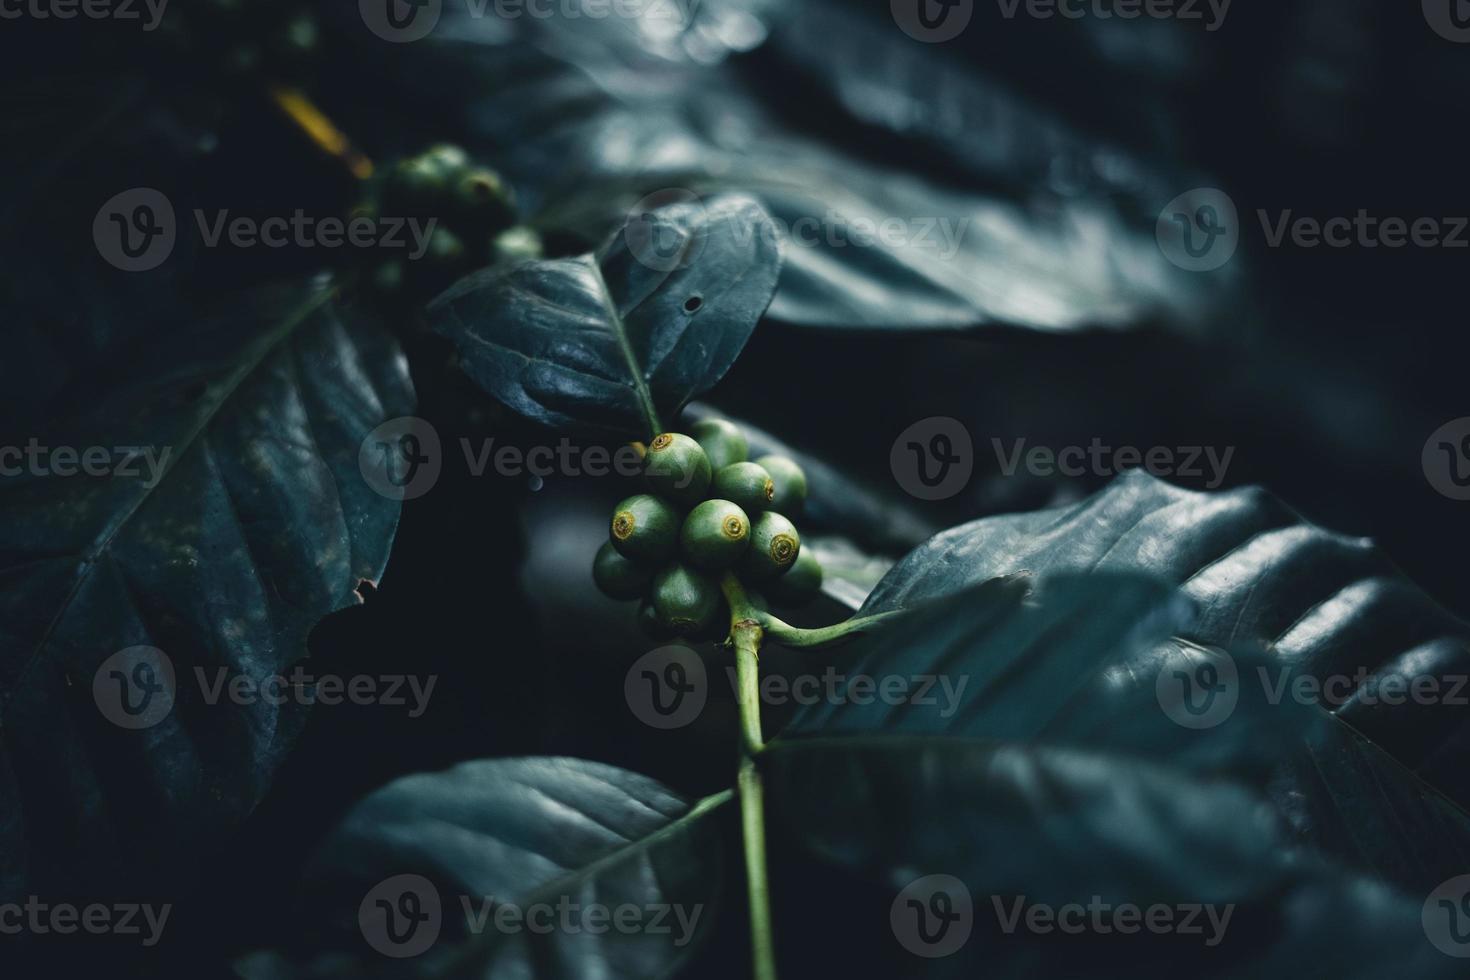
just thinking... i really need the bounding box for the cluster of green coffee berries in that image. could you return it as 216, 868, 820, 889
594, 420, 824, 640
364, 145, 541, 298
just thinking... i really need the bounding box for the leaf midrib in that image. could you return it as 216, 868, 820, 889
587, 260, 662, 440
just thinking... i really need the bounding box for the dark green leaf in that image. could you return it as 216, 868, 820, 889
763, 737, 1460, 980
855, 472, 1470, 892
0, 281, 413, 901
238, 758, 730, 979
322, 8, 1231, 336
430, 195, 781, 439
784, 572, 1302, 780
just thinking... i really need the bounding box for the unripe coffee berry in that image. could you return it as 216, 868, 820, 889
610, 494, 679, 563
711, 462, 774, 515
651, 564, 720, 634
680, 499, 751, 570
740, 511, 801, 581
642, 432, 711, 508
454, 168, 518, 235
386, 156, 447, 213
689, 418, 748, 472
592, 541, 653, 600
423, 143, 470, 178
755, 455, 807, 516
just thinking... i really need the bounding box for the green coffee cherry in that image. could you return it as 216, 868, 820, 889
592, 541, 653, 601
423, 144, 470, 179
642, 432, 711, 508
756, 455, 808, 516
610, 494, 679, 563
767, 547, 823, 607
689, 418, 748, 472
454, 168, 518, 235
651, 564, 720, 634
680, 499, 751, 570
711, 462, 774, 516
387, 156, 448, 213
740, 511, 801, 581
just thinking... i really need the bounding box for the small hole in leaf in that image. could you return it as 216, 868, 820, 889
683, 295, 703, 314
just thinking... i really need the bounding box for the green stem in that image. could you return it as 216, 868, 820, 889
722, 574, 778, 980
758, 610, 903, 648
